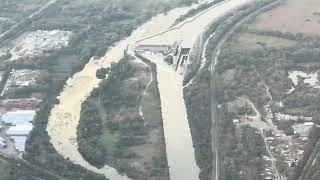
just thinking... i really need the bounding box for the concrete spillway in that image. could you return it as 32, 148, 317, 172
47, 0, 256, 179
46, 5, 195, 180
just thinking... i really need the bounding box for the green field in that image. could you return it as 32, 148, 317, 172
229, 33, 296, 51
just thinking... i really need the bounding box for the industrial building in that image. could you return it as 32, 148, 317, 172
136, 44, 171, 53
2, 110, 36, 125
11, 136, 27, 152
175, 47, 191, 71
6, 124, 33, 136
1, 110, 35, 152
0, 98, 42, 109
0, 137, 7, 148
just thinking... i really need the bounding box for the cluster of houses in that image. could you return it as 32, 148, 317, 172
0, 30, 70, 155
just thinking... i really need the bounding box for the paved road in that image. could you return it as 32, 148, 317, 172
206, 0, 283, 179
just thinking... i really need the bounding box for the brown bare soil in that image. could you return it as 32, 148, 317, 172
252, 0, 320, 35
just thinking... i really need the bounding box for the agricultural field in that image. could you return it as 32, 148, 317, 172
229, 32, 296, 52
251, 0, 320, 35
214, 1, 320, 177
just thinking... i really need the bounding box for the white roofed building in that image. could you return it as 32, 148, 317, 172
2, 110, 36, 125
0, 137, 6, 148
11, 136, 27, 152
6, 123, 33, 136
136, 44, 171, 53
1, 110, 35, 153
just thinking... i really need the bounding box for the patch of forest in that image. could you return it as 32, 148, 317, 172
217, 107, 267, 180
20, 0, 195, 179
184, 67, 212, 180
182, 1, 277, 179
216, 28, 320, 179
217, 31, 320, 124
78, 56, 169, 180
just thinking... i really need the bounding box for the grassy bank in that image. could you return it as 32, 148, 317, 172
184, 68, 212, 180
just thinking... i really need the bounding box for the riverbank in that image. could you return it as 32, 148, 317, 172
138, 51, 200, 180
46, 3, 196, 179
46, 0, 267, 179
77, 56, 170, 180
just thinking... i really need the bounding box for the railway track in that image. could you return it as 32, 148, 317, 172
206, 0, 283, 179
299, 138, 320, 180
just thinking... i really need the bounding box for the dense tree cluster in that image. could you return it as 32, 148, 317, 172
78, 56, 138, 167
184, 68, 212, 180
18, 0, 196, 178
290, 127, 320, 180
217, 106, 266, 180
182, 2, 279, 179
184, 0, 320, 179
215, 20, 320, 180
78, 55, 169, 179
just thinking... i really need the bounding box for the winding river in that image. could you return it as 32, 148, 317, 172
46, 4, 196, 180
46, 0, 255, 179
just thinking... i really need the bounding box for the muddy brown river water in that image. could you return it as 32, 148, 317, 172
47, 0, 254, 179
